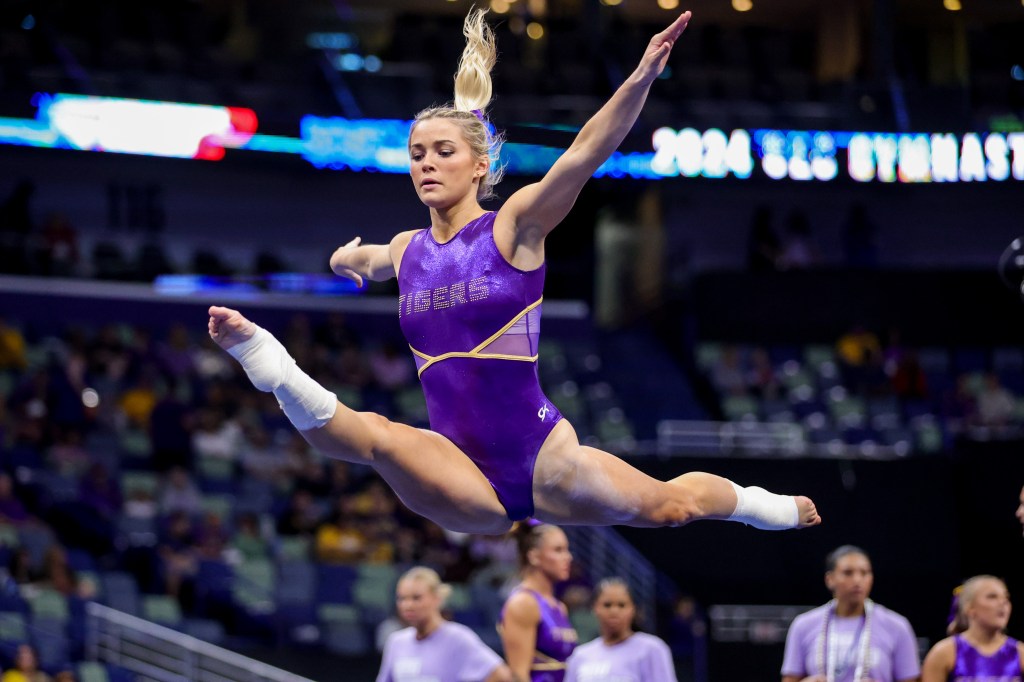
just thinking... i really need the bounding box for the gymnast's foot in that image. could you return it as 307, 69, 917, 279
207, 306, 289, 392
795, 496, 822, 528
208, 306, 257, 352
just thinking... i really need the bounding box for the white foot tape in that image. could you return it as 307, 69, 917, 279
727, 483, 799, 530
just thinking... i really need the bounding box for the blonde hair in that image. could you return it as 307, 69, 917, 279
948, 575, 1006, 635
411, 8, 505, 201
399, 566, 453, 608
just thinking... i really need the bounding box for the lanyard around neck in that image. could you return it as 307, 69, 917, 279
818, 599, 874, 682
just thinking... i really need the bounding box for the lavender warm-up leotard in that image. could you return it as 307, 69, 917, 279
397, 211, 562, 520
500, 587, 578, 681
950, 634, 1022, 681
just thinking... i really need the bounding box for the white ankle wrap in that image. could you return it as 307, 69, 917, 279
727, 483, 799, 530
227, 326, 337, 431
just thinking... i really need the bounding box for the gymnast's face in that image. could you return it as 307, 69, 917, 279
409, 118, 487, 209
967, 579, 1011, 631
594, 583, 635, 640
825, 553, 873, 606
529, 527, 573, 583
396, 577, 440, 629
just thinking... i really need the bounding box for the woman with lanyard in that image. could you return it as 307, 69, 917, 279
921, 575, 1023, 681
781, 545, 920, 682
565, 577, 677, 682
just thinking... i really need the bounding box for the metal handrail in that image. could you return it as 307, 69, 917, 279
86, 602, 315, 682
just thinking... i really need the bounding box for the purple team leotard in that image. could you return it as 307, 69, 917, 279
500, 588, 578, 681
950, 634, 1022, 681
397, 211, 562, 520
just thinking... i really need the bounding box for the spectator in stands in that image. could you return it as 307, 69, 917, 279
156, 324, 196, 379
78, 462, 121, 521
149, 379, 195, 471
39, 545, 76, 596
314, 497, 367, 565
891, 349, 929, 401
157, 510, 198, 601
746, 205, 781, 272
369, 340, 415, 391
34, 211, 80, 277
238, 424, 288, 482
123, 484, 158, 522
2, 643, 49, 682
191, 407, 242, 462
836, 324, 884, 394
7, 547, 36, 585
973, 373, 1016, 428
158, 466, 203, 517
0, 472, 30, 525
276, 489, 320, 537
781, 545, 920, 682
942, 375, 977, 430
747, 347, 781, 400
921, 575, 1022, 681
777, 210, 821, 270
710, 345, 748, 397
500, 522, 578, 680
566, 577, 677, 682
230, 512, 268, 561
315, 312, 360, 351
666, 595, 708, 682
193, 511, 229, 561
377, 566, 512, 682
0, 317, 27, 371
45, 427, 90, 477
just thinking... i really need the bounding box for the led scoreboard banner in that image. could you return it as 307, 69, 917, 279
0, 93, 1021, 184
651, 126, 1024, 183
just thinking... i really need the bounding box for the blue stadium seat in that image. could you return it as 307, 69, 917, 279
100, 572, 140, 616
315, 565, 356, 605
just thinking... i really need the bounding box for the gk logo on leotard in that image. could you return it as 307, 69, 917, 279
538, 404, 550, 420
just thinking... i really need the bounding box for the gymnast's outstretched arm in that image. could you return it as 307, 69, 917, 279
497, 11, 691, 246
329, 230, 418, 286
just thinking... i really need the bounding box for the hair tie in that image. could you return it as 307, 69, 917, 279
471, 109, 485, 122
525, 518, 543, 527
946, 584, 963, 628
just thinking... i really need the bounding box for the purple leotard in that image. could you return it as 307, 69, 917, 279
500, 588, 578, 681
397, 211, 562, 520
950, 634, 1022, 681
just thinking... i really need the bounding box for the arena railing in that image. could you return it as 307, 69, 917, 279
86, 602, 316, 682
562, 526, 658, 631
655, 420, 913, 459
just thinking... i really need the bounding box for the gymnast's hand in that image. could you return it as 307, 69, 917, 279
330, 236, 365, 287
208, 306, 256, 351
634, 11, 691, 87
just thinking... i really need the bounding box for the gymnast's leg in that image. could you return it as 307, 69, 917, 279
208, 306, 511, 534
531, 420, 820, 529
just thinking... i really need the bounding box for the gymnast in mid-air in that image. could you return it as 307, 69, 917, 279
208, 8, 820, 535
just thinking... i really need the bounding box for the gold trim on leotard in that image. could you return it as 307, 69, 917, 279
529, 651, 568, 671
409, 296, 543, 377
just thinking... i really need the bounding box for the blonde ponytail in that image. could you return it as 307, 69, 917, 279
411, 8, 504, 201
453, 8, 497, 115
